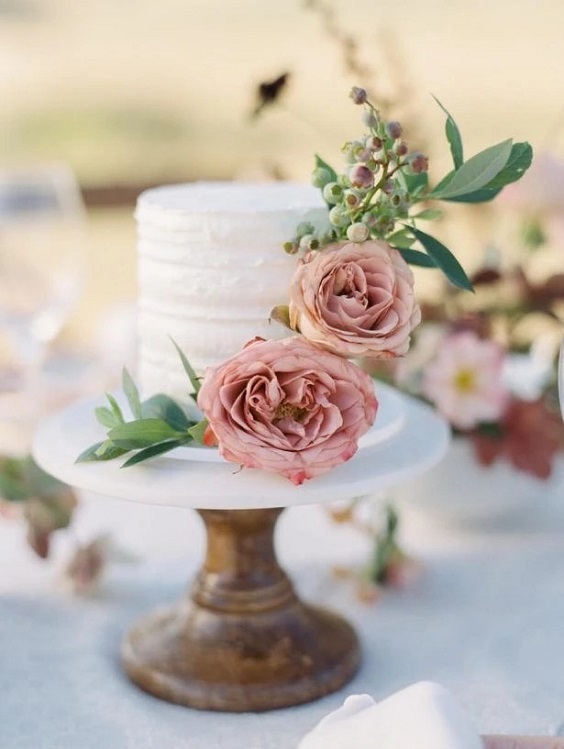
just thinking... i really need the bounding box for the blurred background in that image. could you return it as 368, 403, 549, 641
1, 0, 564, 342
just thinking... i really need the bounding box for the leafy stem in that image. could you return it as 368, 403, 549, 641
76, 354, 211, 468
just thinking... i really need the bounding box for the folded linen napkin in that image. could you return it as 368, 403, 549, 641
297, 681, 483, 749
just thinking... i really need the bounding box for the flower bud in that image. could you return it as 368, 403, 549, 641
312, 167, 333, 188
382, 178, 396, 195
356, 147, 373, 162
283, 241, 299, 255
341, 141, 357, 163
365, 135, 383, 151
343, 189, 363, 210
296, 221, 313, 238
349, 164, 374, 189
386, 121, 403, 140
329, 205, 350, 227
362, 211, 377, 228
408, 152, 429, 174
346, 222, 370, 242
350, 86, 367, 105
299, 234, 319, 252
322, 182, 343, 204
296, 221, 314, 237
394, 140, 409, 157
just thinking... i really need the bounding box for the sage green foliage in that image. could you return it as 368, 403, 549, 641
293, 90, 533, 292
76, 352, 209, 468
370, 505, 403, 584
0, 455, 68, 503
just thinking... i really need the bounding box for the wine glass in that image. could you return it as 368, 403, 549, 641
0, 164, 85, 431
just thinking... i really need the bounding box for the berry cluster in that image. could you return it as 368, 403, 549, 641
284, 86, 429, 254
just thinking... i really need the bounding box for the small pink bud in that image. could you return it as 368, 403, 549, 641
386, 121, 403, 140
349, 164, 374, 189
365, 135, 383, 150
350, 86, 367, 105
395, 140, 409, 157
409, 152, 429, 174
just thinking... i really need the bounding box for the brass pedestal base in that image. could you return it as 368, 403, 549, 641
121, 508, 360, 712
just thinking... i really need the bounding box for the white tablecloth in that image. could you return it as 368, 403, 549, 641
3, 488, 564, 749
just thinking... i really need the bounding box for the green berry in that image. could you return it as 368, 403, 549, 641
299, 234, 319, 252
312, 167, 333, 189
283, 241, 299, 255
296, 222, 314, 237
343, 189, 363, 210
346, 222, 369, 242
322, 182, 343, 204
329, 205, 350, 228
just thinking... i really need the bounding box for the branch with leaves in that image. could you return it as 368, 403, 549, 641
285, 89, 532, 292
77, 341, 210, 468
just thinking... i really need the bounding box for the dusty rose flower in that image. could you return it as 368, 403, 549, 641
289, 240, 421, 359
421, 331, 508, 430
197, 336, 378, 485
471, 397, 562, 479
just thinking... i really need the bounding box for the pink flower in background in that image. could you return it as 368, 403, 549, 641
289, 240, 421, 359
500, 152, 564, 249
197, 336, 378, 485
421, 331, 508, 430
500, 152, 564, 214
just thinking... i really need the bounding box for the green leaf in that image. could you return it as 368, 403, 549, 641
95, 406, 120, 429
108, 418, 182, 450
439, 143, 533, 204
411, 208, 443, 221
397, 248, 437, 268
441, 186, 503, 204
432, 95, 464, 169
122, 368, 142, 420
483, 141, 533, 188
105, 393, 125, 424
314, 154, 338, 184
120, 440, 185, 468
76, 440, 129, 463
400, 170, 429, 196
430, 139, 513, 199
386, 229, 416, 250
141, 394, 192, 431
188, 419, 209, 445
409, 226, 473, 291
170, 337, 201, 397
0, 456, 25, 501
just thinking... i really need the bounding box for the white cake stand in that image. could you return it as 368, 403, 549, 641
32, 383, 449, 713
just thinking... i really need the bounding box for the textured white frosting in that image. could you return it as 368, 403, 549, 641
135, 181, 328, 399
297, 681, 484, 749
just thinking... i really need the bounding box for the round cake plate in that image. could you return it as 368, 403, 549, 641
32, 382, 445, 510
32, 383, 449, 713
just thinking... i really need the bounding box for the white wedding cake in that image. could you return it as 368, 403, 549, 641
135, 181, 327, 399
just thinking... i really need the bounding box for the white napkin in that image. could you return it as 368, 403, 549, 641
297, 681, 483, 749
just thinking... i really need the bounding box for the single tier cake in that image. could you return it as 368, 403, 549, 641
136, 181, 328, 399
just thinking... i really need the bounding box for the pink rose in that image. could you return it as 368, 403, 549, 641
288, 240, 421, 359
197, 336, 378, 485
